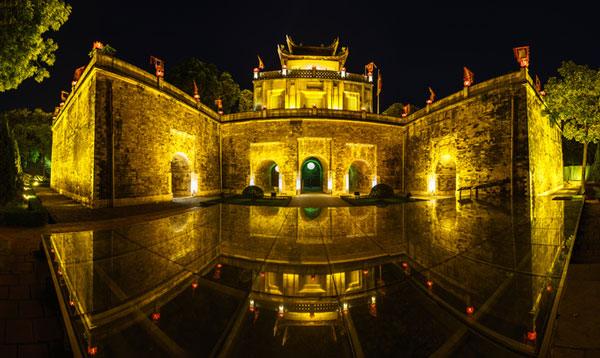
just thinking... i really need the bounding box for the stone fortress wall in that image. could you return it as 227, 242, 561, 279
51, 52, 563, 207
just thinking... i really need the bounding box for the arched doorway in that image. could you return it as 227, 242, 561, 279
171, 153, 191, 197
301, 157, 323, 192
255, 160, 280, 192
435, 155, 456, 195
348, 160, 372, 194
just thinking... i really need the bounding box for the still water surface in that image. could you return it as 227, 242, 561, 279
44, 197, 581, 357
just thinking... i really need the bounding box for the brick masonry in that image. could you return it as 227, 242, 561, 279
51, 54, 562, 207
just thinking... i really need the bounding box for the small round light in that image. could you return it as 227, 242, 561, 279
307, 162, 315, 170
274, 165, 279, 173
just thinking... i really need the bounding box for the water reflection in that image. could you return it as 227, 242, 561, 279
44, 196, 581, 357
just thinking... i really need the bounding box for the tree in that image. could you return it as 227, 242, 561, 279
544, 61, 600, 193
0, 117, 19, 206
383, 102, 420, 118
0, 0, 71, 92
166, 58, 241, 114
4, 109, 52, 177
238, 89, 254, 112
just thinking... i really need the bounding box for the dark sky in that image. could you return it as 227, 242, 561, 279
1, 2, 599, 113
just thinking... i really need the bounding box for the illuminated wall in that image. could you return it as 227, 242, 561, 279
51, 53, 221, 207
51, 51, 561, 207
221, 119, 402, 196
403, 68, 562, 196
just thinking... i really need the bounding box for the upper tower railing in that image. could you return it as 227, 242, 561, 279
254, 69, 372, 84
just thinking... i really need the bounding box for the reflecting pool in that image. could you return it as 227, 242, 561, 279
43, 197, 582, 357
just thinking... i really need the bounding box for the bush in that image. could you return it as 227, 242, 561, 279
0, 196, 48, 226
369, 184, 394, 199
242, 186, 264, 200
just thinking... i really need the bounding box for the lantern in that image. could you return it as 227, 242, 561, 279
249, 299, 255, 312
152, 312, 160, 322
463, 67, 474, 87
341, 67, 346, 78
192, 282, 198, 289
363, 269, 369, 274
466, 306, 474, 316
527, 331, 537, 341
427, 280, 434, 289
253, 68, 259, 79
278, 304, 285, 317
150, 56, 165, 77
513, 46, 530, 68
88, 346, 98, 356
282, 65, 287, 76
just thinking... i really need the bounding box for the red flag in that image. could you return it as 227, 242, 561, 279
73, 66, 85, 82
377, 71, 382, 95
365, 62, 376, 74
257, 55, 264, 69
193, 79, 200, 99
427, 87, 435, 104
402, 104, 411, 117
463, 67, 474, 87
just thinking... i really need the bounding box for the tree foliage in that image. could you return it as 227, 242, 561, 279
544, 61, 600, 189
0, 0, 71, 92
238, 89, 254, 112
166, 58, 241, 114
383, 102, 420, 117
3, 109, 52, 175
0, 117, 19, 206
544, 61, 600, 143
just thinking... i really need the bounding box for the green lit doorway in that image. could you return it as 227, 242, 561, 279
301, 157, 323, 193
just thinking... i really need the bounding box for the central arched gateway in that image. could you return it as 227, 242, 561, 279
301, 157, 323, 192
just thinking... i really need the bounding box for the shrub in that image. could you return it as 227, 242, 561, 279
242, 186, 264, 200
369, 184, 394, 199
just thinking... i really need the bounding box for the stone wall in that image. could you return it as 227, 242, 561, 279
52, 53, 221, 207
221, 119, 403, 195
51, 55, 561, 207
402, 68, 562, 196
50, 66, 96, 205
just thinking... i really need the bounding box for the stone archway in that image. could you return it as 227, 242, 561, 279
435, 155, 456, 195
348, 160, 373, 194
301, 157, 323, 192
171, 153, 191, 197
255, 160, 280, 192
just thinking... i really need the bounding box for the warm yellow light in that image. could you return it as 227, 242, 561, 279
428, 174, 436, 193
33, 181, 39, 186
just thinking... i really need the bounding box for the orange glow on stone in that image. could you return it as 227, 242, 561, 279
402, 262, 408, 268
547, 285, 552, 292
192, 282, 198, 289
217, 263, 222, 268
152, 312, 160, 322
310, 275, 316, 281
427, 280, 434, 288
93, 41, 103, 50
466, 306, 474, 315
363, 269, 368, 274
527, 331, 537, 341
88, 346, 98, 355
260, 272, 265, 277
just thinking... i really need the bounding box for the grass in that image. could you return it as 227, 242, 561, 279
201, 195, 291, 207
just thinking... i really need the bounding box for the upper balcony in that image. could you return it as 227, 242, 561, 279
253, 68, 373, 84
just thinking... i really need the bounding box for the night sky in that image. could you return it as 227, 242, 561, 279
1, 2, 599, 113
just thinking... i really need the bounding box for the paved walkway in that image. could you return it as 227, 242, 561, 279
288, 193, 350, 207
548, 202, 600, 357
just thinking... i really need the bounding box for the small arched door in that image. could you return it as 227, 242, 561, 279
301, 157, 323, 192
